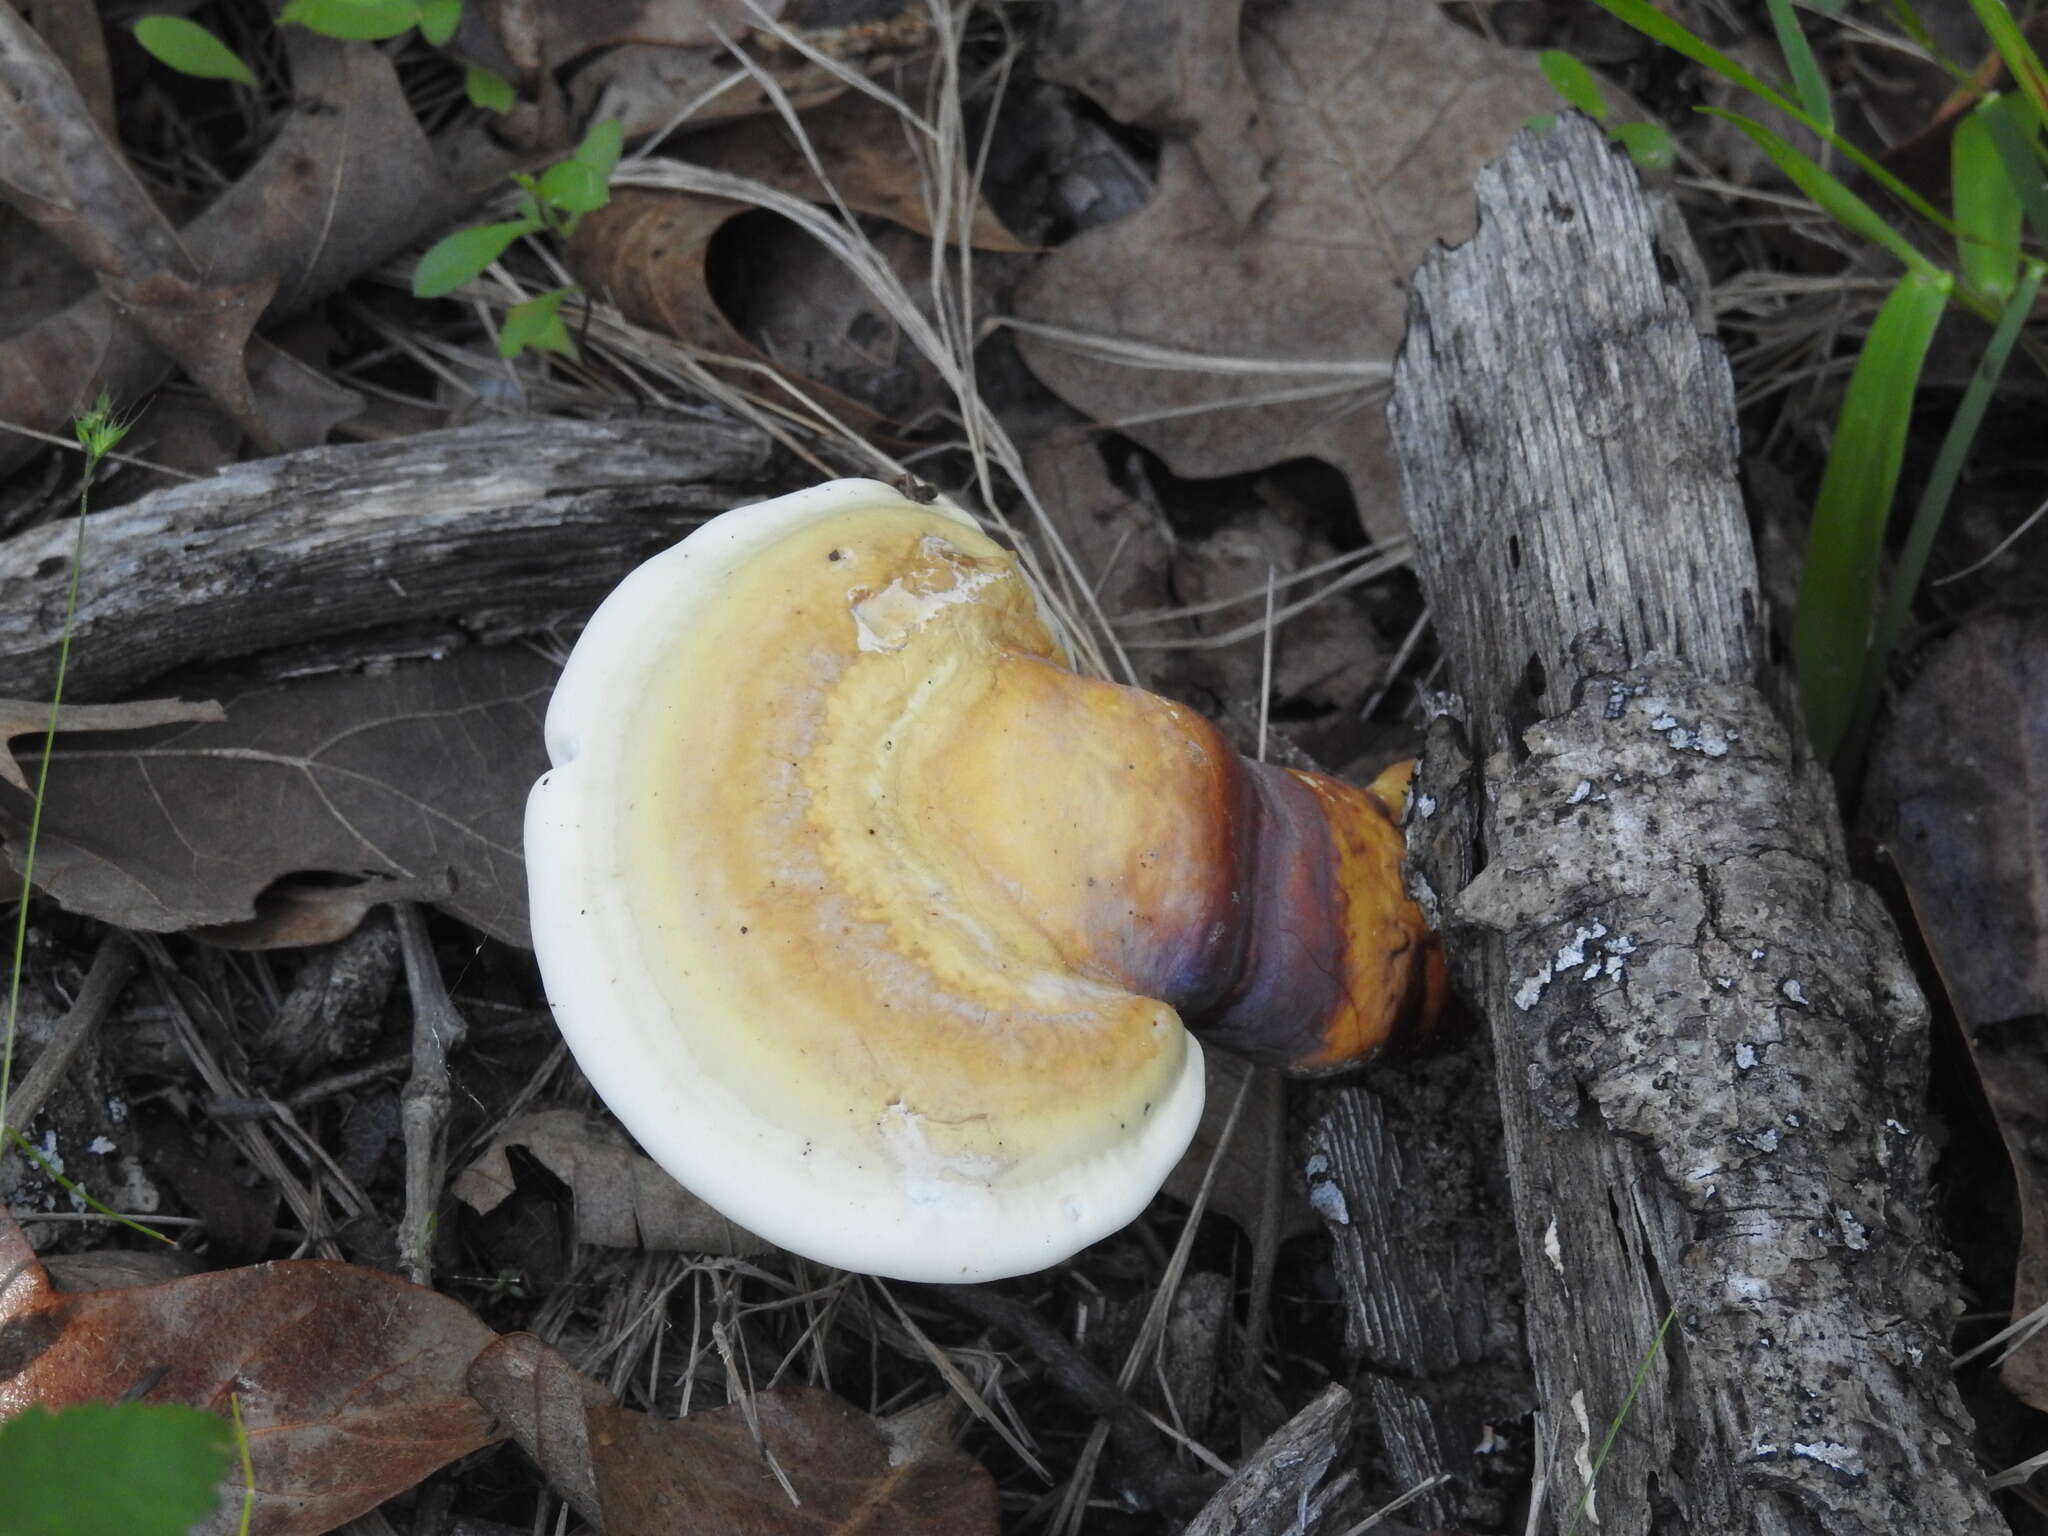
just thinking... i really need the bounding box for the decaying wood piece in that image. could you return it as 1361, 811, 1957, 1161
1388, 116, 2001, 1533
1300, 1055, 1527, 1530
0, 414, 771, 700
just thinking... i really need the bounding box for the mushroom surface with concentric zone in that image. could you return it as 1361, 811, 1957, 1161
525, 479, 1442, 1282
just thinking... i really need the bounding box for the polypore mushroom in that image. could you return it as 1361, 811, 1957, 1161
525, 480, 1442, 1282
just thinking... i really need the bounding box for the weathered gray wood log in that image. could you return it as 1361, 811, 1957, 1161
0, 414, 772, 700
1388, 116, 2003, 1534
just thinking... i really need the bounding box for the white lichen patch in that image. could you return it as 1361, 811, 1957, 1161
1544, 1215, 1564, 1274
1734, 1042, 1758, 1071
1780, 978, 1809, 1007
1836, 1209, 1870, 1251
1309, 1179, 1351, 1226
1746, 1128, 1780, 1153
1641, 694, 1732, 755
1570, 1390, 1598, 1520
1792, 1440, 1862, 1476
87, 1135, 116, 1156
1414, 792, 1437, 818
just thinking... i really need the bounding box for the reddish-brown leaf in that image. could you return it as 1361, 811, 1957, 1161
0, 1212, 499, 1536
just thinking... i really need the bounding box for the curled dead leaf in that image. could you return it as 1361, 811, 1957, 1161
467, 1332, 998, 1536
0, 696, 223, 793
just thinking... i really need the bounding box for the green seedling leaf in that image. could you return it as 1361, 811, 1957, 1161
1765, 0, 1834, 130
413, 218, 533, 298
279, 0, 421, 42
466, 65, 514, 113
1707, 107, 1937, 276
1611, 121, 1677, 172
1540, 51, 1609, 121
575, 119, 625, 183
1592, 0, 1958, 238
131, 16, 258, 87
1973, 89, 2048, 246
1967, 0, 2048, 127
499, 286, 578, 359
1793, 267, 1952, 760
418, 0, 461, 47
1845, 258, 2044, 766
0, 1402, 231, 1536
1954, 97, 2024, 300
538, 159, 608, 215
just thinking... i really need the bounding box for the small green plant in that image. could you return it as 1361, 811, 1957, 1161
1589, 0, 2048, 767
1533, 50, 1677, 171
0, 406, 241, 1536
1, 394, 126, 1143
411, 117, 625, 360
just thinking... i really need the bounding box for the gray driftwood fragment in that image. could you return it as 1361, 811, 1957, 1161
1388, 116, 2001, 1533
0, 414, 771, 700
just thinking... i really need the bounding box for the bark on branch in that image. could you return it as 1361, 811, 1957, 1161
1388, 115, 2002, 1534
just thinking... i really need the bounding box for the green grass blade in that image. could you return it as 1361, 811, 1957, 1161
1794, 268, 1953, 759
1592, 0, 1959, 239
1844, 258, 2045, 764
1966, 0, 2048, 127
1973, 89, 2048, 245
1766, 0, 1835, 130
1706, 108, 1937, 275
1954, 97, 2024, 300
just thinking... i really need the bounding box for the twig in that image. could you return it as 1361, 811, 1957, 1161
1, 931, 134, 1136
394, 902, 466, 1287
929, 1284, 1217, 1516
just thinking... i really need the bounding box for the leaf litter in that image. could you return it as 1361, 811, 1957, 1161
15, 1, 2028, 1532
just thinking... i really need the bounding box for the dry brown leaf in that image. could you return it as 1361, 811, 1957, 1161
0, 31, 499, 478
1038, 0, 1270, 227
453, 1109, 773, 1256
0, 695, 223, 793
0, 1210, 499, 1536
1864, 612, 2048, 1408
1014, 0, 1555, 540
0, 648, 552, 947
0, 12, 358, 453
467, 1332, 998, 1536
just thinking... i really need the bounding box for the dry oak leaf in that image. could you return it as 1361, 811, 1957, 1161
1013, 0, 1556, 541
453, 1109, 774, 1256
0, 648, 552, 948
1037, 0, 1271, 228
467, 1333, 999, 1536
1865, 612, 2048, 1410
0, 1211, 498, 1536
